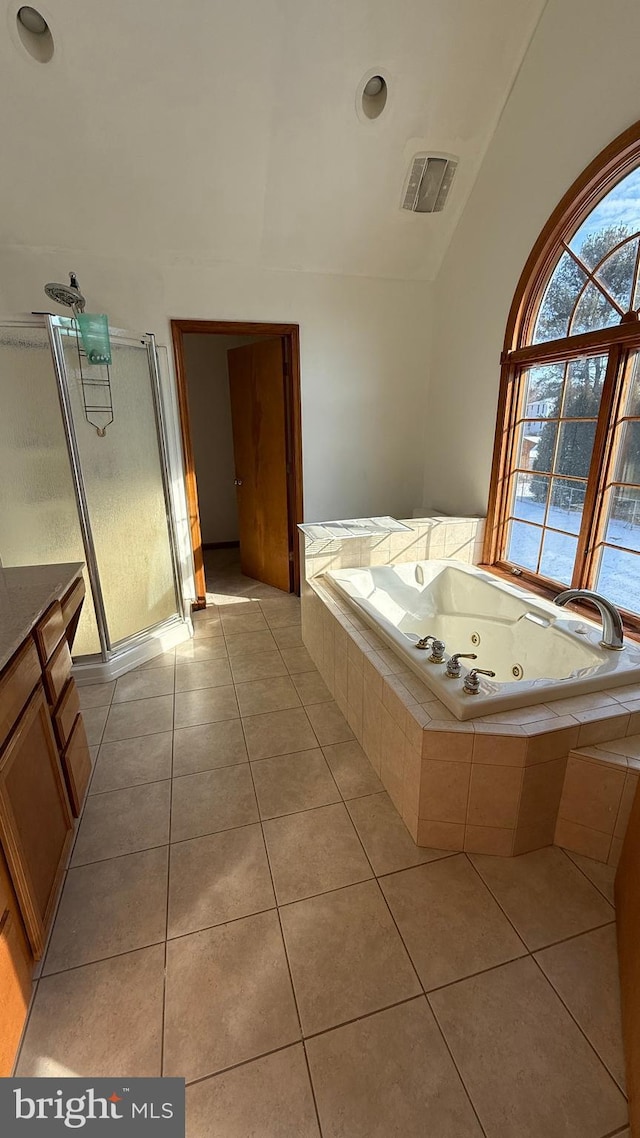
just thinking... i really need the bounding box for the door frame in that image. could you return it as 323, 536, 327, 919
171, 319, 304, 605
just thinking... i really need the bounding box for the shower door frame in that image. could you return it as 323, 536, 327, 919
46, 315, 187, 662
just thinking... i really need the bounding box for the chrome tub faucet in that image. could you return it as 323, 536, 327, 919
554, 589, 624, 650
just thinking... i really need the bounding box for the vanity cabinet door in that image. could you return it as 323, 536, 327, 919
0, 685, 73, 957
0, 847, 32, 1076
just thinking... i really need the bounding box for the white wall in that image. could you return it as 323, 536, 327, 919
1, 249, 431, 524
424, 0, 640, 517
182, 334, 260, 545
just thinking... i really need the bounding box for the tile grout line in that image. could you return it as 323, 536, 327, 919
160, 659, 178, 1079
561, 844, 617, 904
236, 702, 326, 1138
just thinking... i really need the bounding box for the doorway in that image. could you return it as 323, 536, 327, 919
171, 320, 303, 607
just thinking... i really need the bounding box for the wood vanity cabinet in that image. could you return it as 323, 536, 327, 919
0, 684, 73, 958
0, 845, 32, 1076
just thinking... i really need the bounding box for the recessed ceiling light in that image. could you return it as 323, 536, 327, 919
358, 72, 388, 121
15, 5, 54, 62
17, 5, 47, 33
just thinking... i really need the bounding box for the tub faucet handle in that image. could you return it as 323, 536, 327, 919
463, 668, 496, 695
415, 634, 436, 650
446, 653, 477, 678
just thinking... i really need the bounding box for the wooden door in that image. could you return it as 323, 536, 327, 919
615, 781, 640, 1134
0, 685, 73, 957
228, 339, 291, 591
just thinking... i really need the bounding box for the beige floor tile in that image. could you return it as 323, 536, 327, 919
175, 638, 228, 662
168, 824, 275, 937
230, 649, 288, 683
71, 780, 170, 866
81, 704, 109, 746
535, 923, 625, 1088
17, 945, 165, 1077
323, 740, 383, 799
281, 646, 316, 673
43, 847, 168, 974
221, 610, 268, 635
380, 855, 526, 990
171, 764, 258, 842
173, 719, 248, 777
260, 598, 301, 628
470, 846, 614, 950
78, 681, 116, 709
306, 998, 483, 1138
174, 685, 239, 729
264, 802, 373, 903
113, 668, 175, 703
305, 701, 354, 745
280, 879, 420, 1034
273, 626, 305, 649
163, 910, 300, 1081
429, 956, 627, 1138
193, 616, 223, 639
564, 848, 616, 904
252, 749, 340, 819
347, 792, 452, 875
226, 629, 278, 658
90, 732, 173, 794
242, 707, 318, 760
186, 1045, 320, 1138
292, 670, 332, 705
103, 694, 174, 742
236, 675, 302, 716
175, 658, 233, 692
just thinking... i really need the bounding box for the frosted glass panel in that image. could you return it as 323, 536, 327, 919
0, 325, 100, 655
61, 332, 178, 645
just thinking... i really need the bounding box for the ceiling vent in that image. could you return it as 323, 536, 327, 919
401, 154, 458, 213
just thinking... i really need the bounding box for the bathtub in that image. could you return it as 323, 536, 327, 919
325, 560, 640, 720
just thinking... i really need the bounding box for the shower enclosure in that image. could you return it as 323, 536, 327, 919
0, 315, 192, 679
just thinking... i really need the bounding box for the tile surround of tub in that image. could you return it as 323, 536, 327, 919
301, 519, 640, 856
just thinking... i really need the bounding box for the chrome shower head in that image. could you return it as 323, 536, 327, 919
44, 272, 86, 313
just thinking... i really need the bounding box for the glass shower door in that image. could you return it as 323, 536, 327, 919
54, 321, 181, 650
0, 322, 101, 656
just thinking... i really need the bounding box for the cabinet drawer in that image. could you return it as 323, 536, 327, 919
53, 679, 80, 750
34, 601, 65, 666
0, 640, 41, 751
44, 638, 73, 710
61, 714, 92, 817
61, 578, 85, 642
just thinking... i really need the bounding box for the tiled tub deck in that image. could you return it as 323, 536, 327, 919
302, 577, 640, 861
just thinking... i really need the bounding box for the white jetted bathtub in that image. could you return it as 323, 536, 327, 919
325, 560, 640, 720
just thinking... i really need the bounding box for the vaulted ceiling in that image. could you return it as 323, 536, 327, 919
0, 0, 545, 281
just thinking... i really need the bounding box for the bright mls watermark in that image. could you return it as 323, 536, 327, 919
0, 1079, 185, 1135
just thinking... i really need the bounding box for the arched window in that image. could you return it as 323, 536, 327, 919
485, 124, 640, 631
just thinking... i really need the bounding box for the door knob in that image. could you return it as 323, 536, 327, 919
234, 479, 243, 486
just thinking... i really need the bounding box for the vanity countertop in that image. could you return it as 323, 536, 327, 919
0, 563, 84, 672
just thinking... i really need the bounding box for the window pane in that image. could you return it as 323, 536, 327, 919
547, 477, 586, 535
564, 355, 607, 416
522, 363, 563, 421
604, 486, 640, 551
512, 472, 548, 525
569, 166, 640, 267
506, 520, 542, 572
516, 421, 557, 472
625, 353, 640, 417
570, 282, 619, 335
614, 421, 640, 485
596, 237, 638, 311
555, 421, 597, 479
539, 530, 578, 585
596, 545, 640, 613
533, 252, 587, 343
